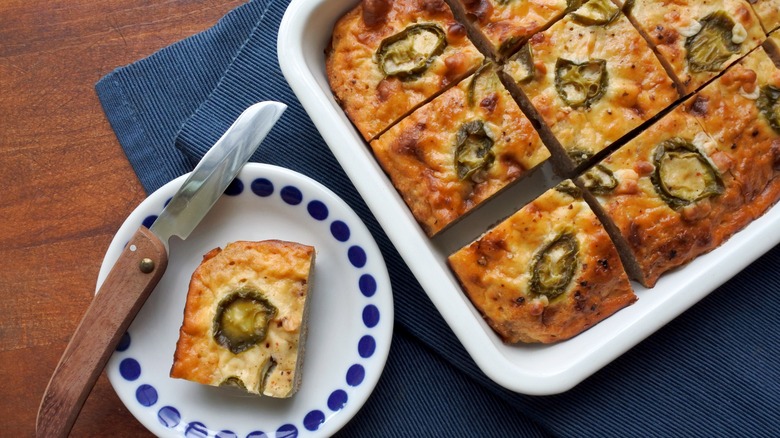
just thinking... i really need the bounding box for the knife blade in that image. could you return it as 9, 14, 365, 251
36, 101, 287, 438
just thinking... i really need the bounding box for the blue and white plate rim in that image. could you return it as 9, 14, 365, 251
96, 162, 394, 437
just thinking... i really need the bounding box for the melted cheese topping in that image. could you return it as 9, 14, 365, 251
171, 241, 314, 398
449, 183, 635, 343
509, 12, 678, 161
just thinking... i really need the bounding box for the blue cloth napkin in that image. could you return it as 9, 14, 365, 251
96, 0, 780, 436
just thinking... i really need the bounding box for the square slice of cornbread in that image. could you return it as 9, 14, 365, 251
171, 240, 315, 398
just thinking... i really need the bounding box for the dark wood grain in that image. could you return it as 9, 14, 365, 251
0, 0, 244, 435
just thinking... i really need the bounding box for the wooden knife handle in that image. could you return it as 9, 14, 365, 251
36, 226, 168, 438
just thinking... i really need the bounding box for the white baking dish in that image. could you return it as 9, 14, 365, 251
277, 0, 780, 395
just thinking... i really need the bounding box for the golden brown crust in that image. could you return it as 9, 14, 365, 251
750, 0, 780, 33
449, 0, 570, 58
326, 0, 484, 141
505, 12, 679, 165
588, 109, 712, 286
370, 64, 549, 235
170, 240, 315, 398
627, 0, 766, 94
586, 102, 775, 287
683, 46, 780, 235
448, 183, 636, 344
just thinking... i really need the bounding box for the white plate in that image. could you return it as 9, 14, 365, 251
99, 163, 393, 437
277, 0, 780, 395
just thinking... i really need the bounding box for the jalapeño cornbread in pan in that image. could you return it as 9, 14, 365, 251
448, 181, 636, 344
446, 0, 572, 60
326, 0, 780, 344
326, 0, 484, 141
578, 105, 745, 287
683, 46, 780, 226
623, 0, 765, 95
503, 2, 680, 170
370, 63, 550, 236
171, 240, 315, 398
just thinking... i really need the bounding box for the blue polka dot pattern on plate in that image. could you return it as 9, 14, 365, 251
362, 305, 380, 328
281, 185, 303, 205
330, 220, 350, 242
224, 178, 244, 196
328, 390, 348, 411
307, 200, 328, 220
142, 215, 157, 229
358, 335, 376, 358
348, 245, 367, 268
136, 384, 158, 407
277, 423, 298, 438
303, 410, 326, 431
359, 274, 376, 297
346, 364, 365, 387
251, 178, 274, 197
114, 170, 388, 437
158, 406, 181, 428
185, 422, 209, 438
119, 358, 141, 381
116, 332, 131, 352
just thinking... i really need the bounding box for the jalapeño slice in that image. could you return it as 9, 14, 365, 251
506, 44, 535, 84
581, 164, 618, 194
555, 58, 608, 108
213, 288, 277, 354
466, 62, 501, 107
555, 180, 583, 198
570, 0, 621, 26
455, 120, 495, 182
376, 23, 447, 79
651, 138, 724, 209
685, 11, 740, 73
530, 233, 579, 299
757, 84, 780, 135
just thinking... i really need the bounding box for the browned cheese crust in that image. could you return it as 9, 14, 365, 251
585, 104, 763, 287
504, 10, 679, 167
749, 0, 780, 33
326, 0, 484, 141
627, 0, 765, 94
448, 182, 636, 344
370, 63, 550, 235
171, 240, 315, 398
683, 46, 780, 231
449, 0, 570, 58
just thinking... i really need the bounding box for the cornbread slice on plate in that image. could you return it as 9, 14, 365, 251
448, 181, 636, 344
502, 6, 679, 171
579, 104, 761, 287
326, 0, 484, 141
446, 0, 571, 60
370, 63, 550, 236
623, 0, 765, 95
171, 240, 315, 398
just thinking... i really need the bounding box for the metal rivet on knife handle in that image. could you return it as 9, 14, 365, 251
139, 258, 155, 273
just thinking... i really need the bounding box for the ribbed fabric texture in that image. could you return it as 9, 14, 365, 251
96, 0, 780, 436
96, 0, 270, 190
339, 326, 552, 438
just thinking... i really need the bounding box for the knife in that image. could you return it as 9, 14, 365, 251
36, 101, 287, 438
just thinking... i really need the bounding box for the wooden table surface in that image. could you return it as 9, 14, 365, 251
1, 0, 245, 435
